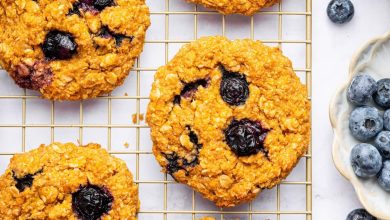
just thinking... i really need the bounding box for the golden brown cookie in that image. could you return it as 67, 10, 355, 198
186, 0, 279, 15
0, 0, 150, 100
146, 36, 310, 207
0, 142, 139, 219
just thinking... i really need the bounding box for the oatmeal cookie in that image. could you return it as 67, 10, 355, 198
0, 0, 150, 100
146, 36, 310, 207
186, 0, 279, 15
0, 142, 139, 219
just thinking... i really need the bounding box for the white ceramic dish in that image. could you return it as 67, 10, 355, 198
330, 31, 390, 219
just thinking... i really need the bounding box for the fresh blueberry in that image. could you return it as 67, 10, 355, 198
374, 131, 390, 159
347, 74, 377, 105
72, 185, 113, 220
384, 109, 390, 130
347, 209, 377, 220
42, 31, 77, 60
349, 106, 383, 141
351, 143, 382, 178
225, 119, 268, 156
374, 79, 390, 108
327, 0, 354, 24
378, 160, 390, 192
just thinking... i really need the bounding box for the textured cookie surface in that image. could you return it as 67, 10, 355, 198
0, 142, 139, 219
0, 0, 150, 100
147, 36, 310, 207
186, 0, 279, 15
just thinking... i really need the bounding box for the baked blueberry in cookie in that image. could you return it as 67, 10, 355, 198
97, 26, 133, 47
0, 143, 139, 219
220, 66, 249, 106
147, 36, 310, 207
12, 169, 42, 192
225, 119, 268, 156
42, 31, 78, 60
0, 0, 150, 100
72, 185, 113, 220
185, 0, 280, 15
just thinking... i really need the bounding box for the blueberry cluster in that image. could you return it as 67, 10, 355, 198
347, 74, 390, 192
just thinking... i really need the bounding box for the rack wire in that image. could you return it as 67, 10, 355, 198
0, 0, 312, 219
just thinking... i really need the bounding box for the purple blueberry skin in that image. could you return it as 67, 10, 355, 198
350, 143, 382, 178
42, 31, 77, 60
347, 209, 377, 220
224, 119, 268, 156
374, 131, 390, 159
378, 160, 390, 192
384, 109, 390, 131
374, 78, 390, 108
93, 0, 114, 10
349, 106, 383, 141
72, 185, 113, 220
347, 74, 377, 106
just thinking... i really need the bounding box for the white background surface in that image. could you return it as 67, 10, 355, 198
313, 0, 390, 219
1, 0, 390, 219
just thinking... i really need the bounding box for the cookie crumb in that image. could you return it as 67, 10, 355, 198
132, 113, 144, 124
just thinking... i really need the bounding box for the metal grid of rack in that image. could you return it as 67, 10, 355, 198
0, 0, 312, 219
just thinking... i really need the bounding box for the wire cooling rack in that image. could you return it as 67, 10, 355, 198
0, 0, 312, 219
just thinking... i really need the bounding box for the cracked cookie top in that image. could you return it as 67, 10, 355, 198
186, 0, 280, 16
0, 0, 150, 100
146, 36, 310, 207
0, 142, 139, 219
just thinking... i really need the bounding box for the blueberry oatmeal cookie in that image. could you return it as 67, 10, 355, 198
0, 0, 150, 100
186, 0, 279, 16
0, 142, 139, 219
146, 36, 310, 207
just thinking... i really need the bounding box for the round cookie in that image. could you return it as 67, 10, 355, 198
146, 36, 310, 207
0, 142, 139, 219
186, 0, 279, 15
0, 0, 150, 100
